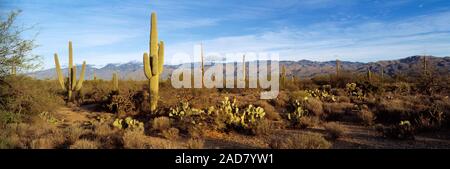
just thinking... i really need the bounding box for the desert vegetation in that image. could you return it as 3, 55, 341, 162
1, 10, 450, 149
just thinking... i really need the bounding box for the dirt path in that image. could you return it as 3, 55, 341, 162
53, 104, 107, 128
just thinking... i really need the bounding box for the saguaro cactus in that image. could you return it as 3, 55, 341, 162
201, 43, 205, 87
143, 12, 164, 112
380, 66, 384, 83
281, 65, 286, 89
11, 63, 16, 75
112, 72, 119, 92
242, 55, 246, 85
336, 59, 340, 78
54, 41, 86, 102
367, 67, 372, 82
93, 70, 97, 81
422, 56, 428, 77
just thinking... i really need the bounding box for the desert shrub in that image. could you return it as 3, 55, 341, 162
358, 109, 374, 126
123, 130, 182, 149
152, 116, 171, 131
94, 123, 117, 138
82, 80, 111, 103
69, 139, 99, 149
304, 98, 324, 116
323, 102, 355, 121
186, 138, 204, 149
104, 91, 135, 117
297, 116, 320, 129
269, 132, 331, 149
255, 100, 281, 121
161, 127, 180, 140
132, 90, 151, 113
289, 90, 310, 101
324, 122, 346, 140
337, 96, 351, 103
272, 92, 289, 108
252, 119, 272, 136
0, 76, 63, 118
64, 126, 89, 144
376, 99, 414, 124
376, 120, 415, 140
122, 130, 151, 149
0, 110, 22, 126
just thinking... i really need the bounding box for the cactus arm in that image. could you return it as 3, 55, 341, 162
54, 53, 66, 90
158, 41, 164, 73
143, 53, 152, 79
75, 61, 86, 90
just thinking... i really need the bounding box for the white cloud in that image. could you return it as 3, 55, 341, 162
165, 11, 450, 63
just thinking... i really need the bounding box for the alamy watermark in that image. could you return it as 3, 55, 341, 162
170, 44, 279, 99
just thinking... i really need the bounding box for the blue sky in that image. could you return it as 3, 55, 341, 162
1, 0, 450, 69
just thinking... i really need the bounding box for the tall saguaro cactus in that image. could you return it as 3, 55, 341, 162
281, 65, 286, 89
200, 43, 205, 87
367, 67, 372, 82
143, 12, 164, 112
336, 59, 340, 78
54, 41, 86, 102
422, 56, 428, 77
11, 63, 16, 75
242, 55, 246, 84
112, 72, 119, 92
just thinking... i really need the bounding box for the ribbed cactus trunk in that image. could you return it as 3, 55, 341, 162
336, 59, 340, 78
380, 66, 384, 83
93, 71, 97, 81
201, 43, 205, 87
112, 73, 119, 92
422, 56, 428, 77
11, 63, 16, 75
54, 41, 86, 103
367, 67, 372, 82
281, 65, 286, 89
242, 55, 246, 85
143, 12, 164, 113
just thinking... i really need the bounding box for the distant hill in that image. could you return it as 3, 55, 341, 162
29, 55, 450, 80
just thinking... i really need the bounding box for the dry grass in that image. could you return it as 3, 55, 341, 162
269, 132, 332, 149
161, 127, 180, 140
324, 122, 346, 140
152, 116, 171, 131
69, 139, 99, 149
297, 116, 320, 129
305, 98, 324, 116
323, 102, 355, 120
255, 100, 281, 121
358, 109, 374, 126
122, 130, 183, 149
186, 138, 204, 149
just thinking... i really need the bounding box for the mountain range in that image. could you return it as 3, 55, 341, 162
29, 56, 450, 80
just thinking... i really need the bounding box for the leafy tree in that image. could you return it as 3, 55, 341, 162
0, 10, 40, 80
